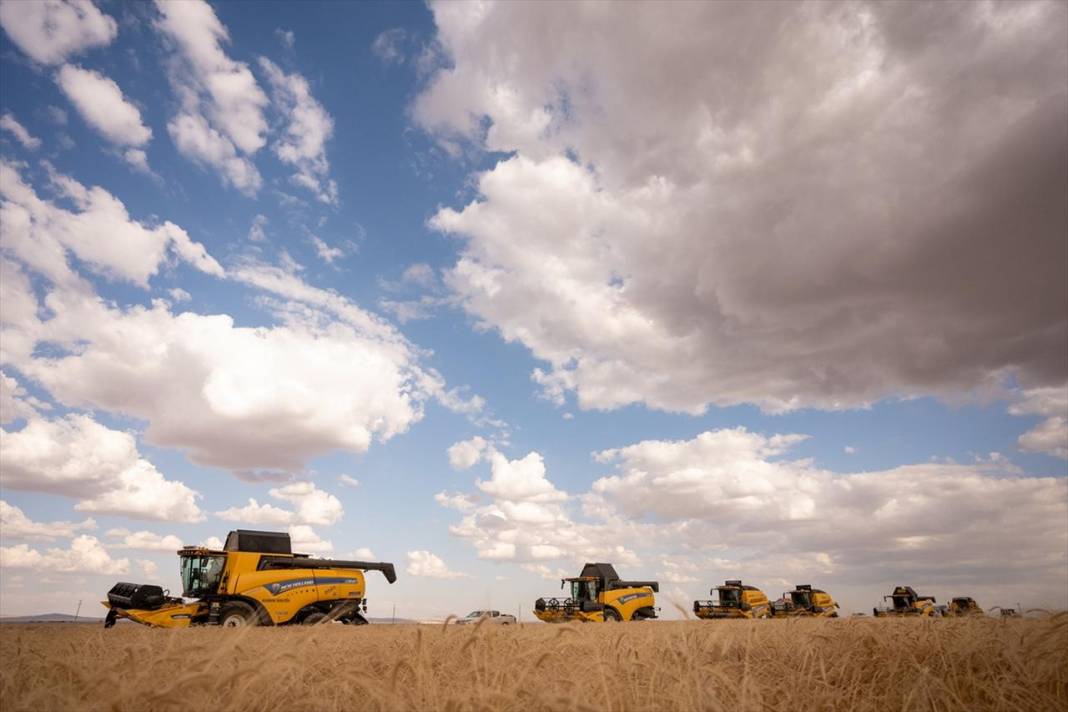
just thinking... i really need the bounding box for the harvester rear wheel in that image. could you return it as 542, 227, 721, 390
302, 612, 328, 625
219, 601, 257, 627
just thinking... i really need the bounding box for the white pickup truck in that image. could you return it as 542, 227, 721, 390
455, 609, 516, 625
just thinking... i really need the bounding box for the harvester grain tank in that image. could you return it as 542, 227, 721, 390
770, 584, 840, 617
945, 596, 984, 617
103, 529, 396, 627
533, 563, 658, 622
694, 580, 771, 619
872, 585, 937, 617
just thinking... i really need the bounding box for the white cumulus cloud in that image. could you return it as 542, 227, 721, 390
0, 535, 128, 574
110, 531, 184, 551
1, 113, 41, 150
216, 481, 342, 526
1010, 385, 1068, 459
0, 160, 223, 287
0, 500, 95, 541
259, 57, 338, 204
406, 550, 465, 579
55, 65, 152, 148
154, 0, 267, 193
289, 524, 332, 554
447, 436, 487, 470
0, 0, 116, 65
0, 412, 204, 523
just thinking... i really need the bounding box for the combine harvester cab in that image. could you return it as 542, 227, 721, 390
533, 563, 658, 622
872, 585, 937, 617
694, 580, 771, 619
103, 529, 396, 628
946, 596, 984, 617
770, 584, 840, 618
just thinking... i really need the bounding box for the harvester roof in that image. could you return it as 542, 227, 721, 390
580, 562, 620, 583
224, 529, 292, 554
571, 562, 660, 592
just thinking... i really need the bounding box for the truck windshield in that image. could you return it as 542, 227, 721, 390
180, 555, 225, 597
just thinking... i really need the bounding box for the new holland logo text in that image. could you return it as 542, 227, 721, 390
616, 592, 651, 605
265, 578, 315, 595
263, 577, 359, 595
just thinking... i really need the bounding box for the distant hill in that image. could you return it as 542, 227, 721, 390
0, 613, 104, 624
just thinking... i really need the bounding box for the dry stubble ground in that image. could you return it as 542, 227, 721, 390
1, 616, 1066, 712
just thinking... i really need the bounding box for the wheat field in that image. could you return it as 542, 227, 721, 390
1, 616, 1065, 712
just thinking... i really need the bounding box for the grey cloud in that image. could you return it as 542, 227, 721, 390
420, 1, 1067, 413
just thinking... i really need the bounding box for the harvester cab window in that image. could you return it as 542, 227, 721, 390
717, 587, 740, 607
792, 590, 811, 608
180, 554, 226, 597
569, 579, 598, 603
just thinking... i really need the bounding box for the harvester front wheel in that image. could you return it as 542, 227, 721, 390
219, 601, 257, 627
302, 612, 328, 625
603, 608, 622, 622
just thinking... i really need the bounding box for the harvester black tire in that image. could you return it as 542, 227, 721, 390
603, 608, 622, 622
302, 612, 328, 625
219, 601, 257, 627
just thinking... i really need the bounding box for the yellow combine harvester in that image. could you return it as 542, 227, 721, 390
102, 529, 396, 628
945, 596, 984, 617
533, 563, 658, 622
872, 585, 937, 617
771, 584, 840, 617
694, 579, 771, 619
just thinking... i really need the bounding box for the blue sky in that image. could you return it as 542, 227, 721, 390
0, 1, 1065, 619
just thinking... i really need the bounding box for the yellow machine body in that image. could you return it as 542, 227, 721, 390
771, 584, 839, 617
872, 585, 936, 617
694, 580, 771, 619
102, 530, 395, 628
946, 596, 984, 617
533, 563, 658, 623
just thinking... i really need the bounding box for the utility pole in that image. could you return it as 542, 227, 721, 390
392, 604, 396, 624
74, 600, 82, 622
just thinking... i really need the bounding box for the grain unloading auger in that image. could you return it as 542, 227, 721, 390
533, 563, 659, 622
103, 529, 396, 628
